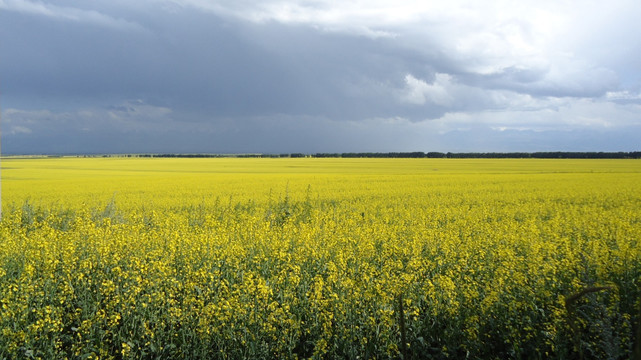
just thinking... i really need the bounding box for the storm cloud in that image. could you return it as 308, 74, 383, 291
1, 0, 640, 154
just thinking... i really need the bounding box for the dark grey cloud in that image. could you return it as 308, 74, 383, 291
1, 0, 640, 154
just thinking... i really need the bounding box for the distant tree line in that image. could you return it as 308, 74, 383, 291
135, 154, 230, 158
320, 151, 641, 158
131, 152, 641, 159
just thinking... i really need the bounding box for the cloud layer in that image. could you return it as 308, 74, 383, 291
1, 0, 640, 153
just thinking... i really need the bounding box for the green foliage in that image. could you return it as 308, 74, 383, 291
0, 158, 639, 359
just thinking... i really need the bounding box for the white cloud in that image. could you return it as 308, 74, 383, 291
3, 0, 640, 153
605, 90, 641, 103
170, 0, 637, 96
0, 0, 143, 30
400, 73, 454, 106
431, 97, 641, 132
170, 1, 558, 60
9, 126, 33, 135
397, 72, 573, 116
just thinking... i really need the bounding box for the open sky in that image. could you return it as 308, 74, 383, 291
1, 0, 640, 154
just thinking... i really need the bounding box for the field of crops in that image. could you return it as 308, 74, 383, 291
0, 157, 639, 359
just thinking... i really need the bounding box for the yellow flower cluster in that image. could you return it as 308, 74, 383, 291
0, 158, 639, 359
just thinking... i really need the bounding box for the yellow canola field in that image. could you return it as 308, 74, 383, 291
0, 158, 639, 359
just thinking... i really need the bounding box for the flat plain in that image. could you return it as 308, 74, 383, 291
0, 157, 639, 359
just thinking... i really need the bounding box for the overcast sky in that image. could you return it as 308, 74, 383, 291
1, 0, 640, 154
